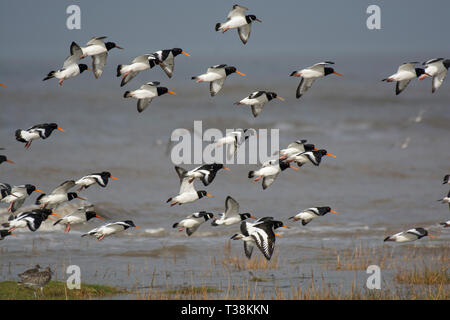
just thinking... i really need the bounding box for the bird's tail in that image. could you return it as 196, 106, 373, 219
1, 222, 9, 228
43, 71, 55, 81
248, 171, 255, 178
166, 197, 172, 203
289, 71, 298, 77
215, 23, 222, 31
123, 91, 131, 98
191, 76, 198, 80
116, 65, 122, 77
172, 222, 178, 228
381, 78, 388, 82
53, 219, 62, 226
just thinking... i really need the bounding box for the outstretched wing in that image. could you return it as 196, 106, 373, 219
432, 70, 448, 93
296, 78, 316, 98
251, 225, 275, 260
397, 62, 417, 73
121, 71, 138, 87
210, 78, 225, 96
92, 52, 108, 79
262, 174, 278, 190
396, 79, 411, 95
137, 99, 152, 113
227, 4, 248, 19
86, 36, 107, 46
224, 196, 239, 219
243, 241, 254, 259
237, 24, 251, 44
51, 180, 76, 195
159, 54, 175, 78
250, 104, 264, 117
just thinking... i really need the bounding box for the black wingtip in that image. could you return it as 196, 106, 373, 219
116, 65, 122, 77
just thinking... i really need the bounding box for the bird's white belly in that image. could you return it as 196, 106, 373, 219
223, 217, 241, 225
394, 71, 416, 81
298, 212, 316, 220
241, 97, 261, 105
82, 45, 106, 56
21, 131, 41, 141
76, 177, 96, 186
199, 73, 222, 82
176, 192, 198, 203
11, 220, 28, 229
57, 65, 79, 79
132, 89, 156, 99
128, 62, 149, 73
223, 17, 247, 29
45, 194, 67, 204
180, 219, 199, 228
301, 69, 323, 78
258, 166, 278, 177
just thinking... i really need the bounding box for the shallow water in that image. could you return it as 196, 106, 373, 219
0, 53, 449, 298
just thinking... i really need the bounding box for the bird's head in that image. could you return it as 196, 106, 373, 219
105, 42, 123, 51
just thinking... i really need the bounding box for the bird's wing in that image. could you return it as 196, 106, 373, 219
159, 54, 175, 78
121, 71, 138, 87
186, 225, 200, 236
237, 24, 252, 44
0, 183, 12, 193
432, 70, 448, 93
92, 52, 108, 79
132, 55, 151, 64
224, 196, 239, 219
140, 82, 159, 90
86, 36, 107, 46
251, 225, 274, 260
51, 180, 76, 194
250, 104, 264, 117
243, 241, 254, 259
227, 4, 248, 19
248, 91, 264, 99
397, 62, 417, 73
208, 64, 227, 72
296, 78, 316, 98
11, 198, 26, 212
175, 166, 187, 183
262, 174, 278, 190
210, 78, 226, 97
180, 177, 195, 194
396, 80, 411, 95
137, 99, 152, 113
287, 140, 305, 150
70, 42, 82, 57
311, 61, 334, 69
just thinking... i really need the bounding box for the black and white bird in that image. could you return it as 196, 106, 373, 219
231, 217, 288, 260
53, 205, 103, 233
437, 190, 450, 210
0, 182, 13, 201
117, 54, 159, 87
248, 159, 298, 190
15, 123, 64, 149
0, 155, 14, 165
286, 149, 336, 168
382, 62, 425, 95
215, 129, 257, 160
43, 44, 89, 86
234, 91, 285, 117
18, 266, 52, 297
81, 220, 139, 241
419, 58, 450, 93
288, 207, 339, 226
75, 171, 119, 192
192, 64, 246, 96
172, 211, 214, 236
167, 166, 214, 206
151, 48, 190, 78
2, 209, 60, 232
215, 4, 262, 44
0, 229, 14, 240
440, 220, 450, 228
384, 227, 431, 242
277, 140, 317, 160
175, 163, 229, 186
35, 180, 85, 209
211, 196, 255, 226
71, 36, 123, 78
123, 81, 176, 113
290, 61, 343, 99
1, 184, 44, 212
443, 174, 450, 185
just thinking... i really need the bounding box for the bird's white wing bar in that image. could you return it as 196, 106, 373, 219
227, 4, 248, 19
397, 62, 418, 73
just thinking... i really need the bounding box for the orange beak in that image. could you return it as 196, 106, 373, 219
250, 215, 257, 219
96, 215, 104, 220
428, 233, 436, 239
51, 212, 60, 217
289, 165, 299, 171
326, 152, 336, 158
35, 188, 44, 193
276, 96, 285, 101
282, 224, 290, 229
181, 51, 191, 57
115, 45, 124, 49
235, 70, 246, 76
77, 196, 86, 200
6, 159, 14, 164
168, 90, 177, 95
57, 127, 65, 132
333, 72, 343, 76
0, 83, 7, 88
330, 210, 339, 214
223, 166, 230, 171
110, 176, 119, 180
313, 147, 318, 151
275, 233, 283, 237
206, 193, 214, 198
135, 225, 140, 229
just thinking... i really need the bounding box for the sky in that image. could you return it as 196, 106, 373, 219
1, 0, 449, 63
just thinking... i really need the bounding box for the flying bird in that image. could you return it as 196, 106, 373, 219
15, 123, 64, 149
277, 140, 317, 160
443, 174, 450, 185
0, 229, 14, 240
71, 36, 123, 78
214, 129, 257, 160
231, 217, 288, 260
234, 91, 285, 117
35, 180, 85, 209
1, 184, 44, 212
248, 159, 298, 190
419, 58, 450, 93
286, 149, 336, 168
288, 207, 339, 225
117, 54, 159, 87
53, 205, 103, 232
192, 64, 246, 96
215, 4, 262, 44
0, 155, 14, 165
2, 209, 60, 232
123, 81, 176, 113
290, 61, 343, 99
177, 163, 229, 186
151, 48, 190, 78
167, 166, 213, 206
211, 196, 255, 226
43, 44, 89, 86
437, 190, 450, 210
81, 220, 139, 241
384, 227, 431, 242
172, 211, 214, 236
75, 171, 118, 192
382, 62, 425, 95
440, 220, 450, 228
